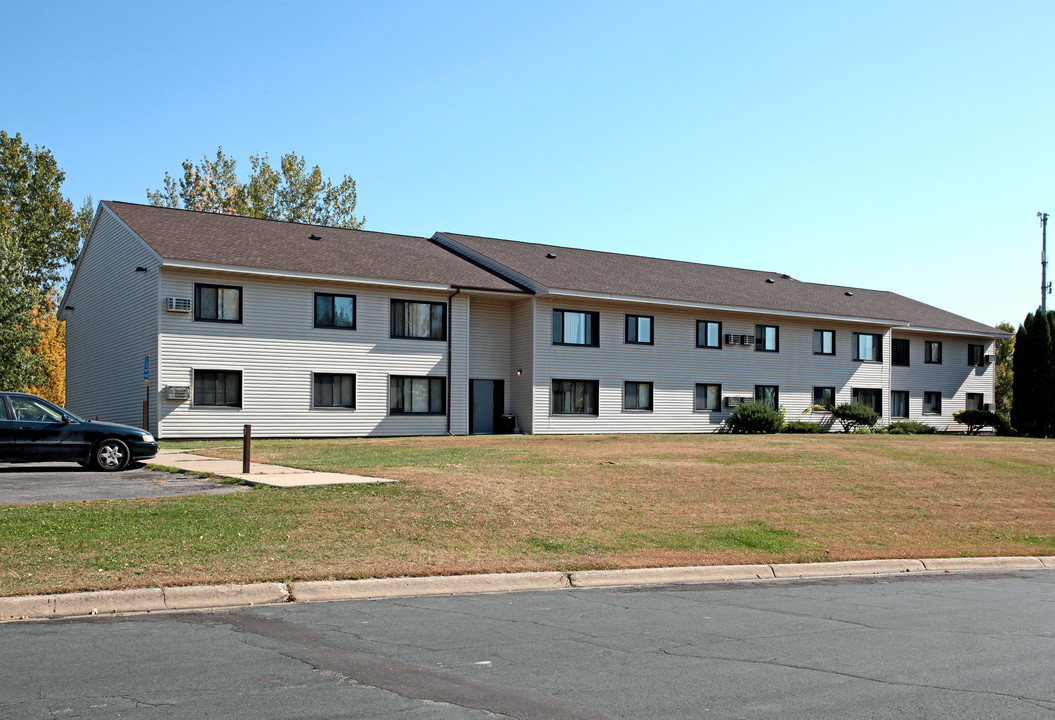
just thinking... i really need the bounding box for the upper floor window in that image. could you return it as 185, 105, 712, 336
852, 332, 882, 362
623, 381, 653, 411
965, 392, 984, 411
852, 387, 882, 415
315, 293, 356, 330
696, 320, 722, 349
925, 341, 943, 364
813, 329, 835, 355
892, 338, 910, 366
552, 379, 599, 415
923, 391, 942, 414
390, 376, 445, 414
194, 283, 242, 323
193, 369, 242, 407
391, 299, 445, 340
967, 344, 985, 366
695, 383, 721, 411
755, 385, 779, 408
313, 373, 356, 408
755, 324, 779, 352
552, 309, 599, 346
625, 314, 653, 345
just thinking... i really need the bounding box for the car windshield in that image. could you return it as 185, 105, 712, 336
8, 397, 82, 423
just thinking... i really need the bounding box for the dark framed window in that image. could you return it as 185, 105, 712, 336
625, 314, 654, 345
813, 386, 836, 411
193, 370, 242, 407
694, 383, 721, 411
755, 385, 779, 409
891, 390, 909, 418
391, 300, 446, 340
390, 376, 445, 414
852, 332, 882, 362
967, 344, 984, 366
623, 381, 653, 411
892, 338, 910, 366
551, 379, 599, 415
313, 373, 356, 408
194, 283, 242, 323
923, 391, 942, 414
925, 341, 942, 364
852, 387, 882, 415
813, 329, 835, 355
314, 293, 356, 329
552, 309, 600, 346
966, 392, 984, 411
696, 320, 722, 349
755, 325, 779, 352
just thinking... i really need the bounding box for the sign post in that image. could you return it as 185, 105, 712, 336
143, 356, 150, 431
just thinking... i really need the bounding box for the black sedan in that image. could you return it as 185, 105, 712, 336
0, 392, 159, 471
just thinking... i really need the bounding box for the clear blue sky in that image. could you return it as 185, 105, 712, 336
5, 0, 1052, 328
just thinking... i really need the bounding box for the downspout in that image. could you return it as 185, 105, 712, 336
446, 287, 462, 435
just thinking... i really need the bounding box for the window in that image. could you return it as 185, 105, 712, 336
755, 385, 779, 409
696, 320, 722, 349
390, 376, 445, 414
193, 370, 242, 407
813, 386, 836, 411
967, 344, 984, 366
755, 325, 779, 352
923, 391, 942, 415
852, 333, 882, 362
553, 309, 600, 346
694, 383, 721, 412
891, 391, 909, 418
813, 329, 835, 355
623, 381, 653, 411
391, 300, 445, 340
925, 341, 942, 364
625, 315, 654, 345
314, 293, 356, 329
194, 284, 242, 323
966, 392, 984, 411
892, 338, 910, 366
552, 379, 599, 415
313, 373, 356, 408
9, 396, 64, 422
852, 388, 882, 415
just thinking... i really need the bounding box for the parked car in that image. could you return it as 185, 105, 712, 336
0, 392, 159, 471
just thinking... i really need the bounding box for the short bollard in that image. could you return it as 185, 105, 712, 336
242, 424, 252, 474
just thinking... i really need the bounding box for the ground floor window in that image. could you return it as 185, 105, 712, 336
623, 381, 653, 411
313, 373, 356, 408
852, 388, 882, 415
923, 391, 942, 415
390, 376, 445, 414
193, 370, 242, 407
552, 379, 599, 415
695, 383, 721, 411
891, 390, 909, 418
965, 392, 984, 411
812, 386, 835, 410
755, 385, 779, 409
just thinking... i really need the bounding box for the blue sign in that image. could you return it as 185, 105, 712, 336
143, 355, 150, 380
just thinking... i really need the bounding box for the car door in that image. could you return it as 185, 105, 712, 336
0, 397, 18, 461
9, 396, 88, 463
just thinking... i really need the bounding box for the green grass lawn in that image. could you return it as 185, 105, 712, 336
2, 433, 1054, 597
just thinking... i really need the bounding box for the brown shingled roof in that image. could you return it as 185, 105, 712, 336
437, 232, 1003, 335
104, 202, 523, 293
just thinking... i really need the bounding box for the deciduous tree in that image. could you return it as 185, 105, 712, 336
994, 320, 1014, 423
0, 234, 44, 391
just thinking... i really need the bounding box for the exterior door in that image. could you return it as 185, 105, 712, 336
470, 380, 505, 434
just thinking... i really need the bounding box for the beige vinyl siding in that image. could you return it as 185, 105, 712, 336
158, 269, 457, 438
64, 206, 161, 433
891, 334, 996, 430
509, 299, 535, 433
449, 294, 470, 435
467, 295, 512, 412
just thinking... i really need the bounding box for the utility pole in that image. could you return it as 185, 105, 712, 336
1041, 212, 1051, 312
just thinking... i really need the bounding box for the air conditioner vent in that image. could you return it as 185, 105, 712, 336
166, 385, 190, 401
723, 333, 739, 345
740, 335, 755, 345
167, 297, 192, 313
984, 354, 993, 364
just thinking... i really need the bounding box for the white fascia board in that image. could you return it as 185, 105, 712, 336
545, 288, 909, 328
893, 325, 1011, 339
160, 261, 452, 292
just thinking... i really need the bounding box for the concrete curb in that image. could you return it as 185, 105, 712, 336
2, 557, 1051, 622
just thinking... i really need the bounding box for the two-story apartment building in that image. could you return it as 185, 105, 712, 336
60, 202, 1006, 438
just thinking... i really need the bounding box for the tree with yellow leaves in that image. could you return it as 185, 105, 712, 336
25, 293, 65, 405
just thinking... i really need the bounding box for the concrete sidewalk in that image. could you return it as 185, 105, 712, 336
151, 449, 397, 488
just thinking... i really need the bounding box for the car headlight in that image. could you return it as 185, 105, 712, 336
140, 433, 155, 442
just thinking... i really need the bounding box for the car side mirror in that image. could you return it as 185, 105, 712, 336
60, 415, 72, 425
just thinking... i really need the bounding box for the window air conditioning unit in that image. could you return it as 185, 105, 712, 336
724, 333, 739, 345
984, 355, 993, 364
983, 403, 992, 411
166, 385, 190, 401
167, 297, 192, 313
724, 396, 741, 408
740, 335, 755, 345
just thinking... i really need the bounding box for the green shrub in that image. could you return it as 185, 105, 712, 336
953, 409, 1002, 435
725, 402, 784, 434
887, 421, 937, 435
831, 403, 879, 433
781, 420, 822, 434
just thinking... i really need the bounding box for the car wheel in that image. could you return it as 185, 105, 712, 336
92, 438, 131, 471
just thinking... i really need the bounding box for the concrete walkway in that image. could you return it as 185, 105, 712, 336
151, 449, 397, 488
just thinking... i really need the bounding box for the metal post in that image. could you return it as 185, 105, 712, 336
1040, 212, 1050, 312
242, 424, 252, 474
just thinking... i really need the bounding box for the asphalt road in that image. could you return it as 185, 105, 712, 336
0, 462, 248, 504
2, 571, 1052, 718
